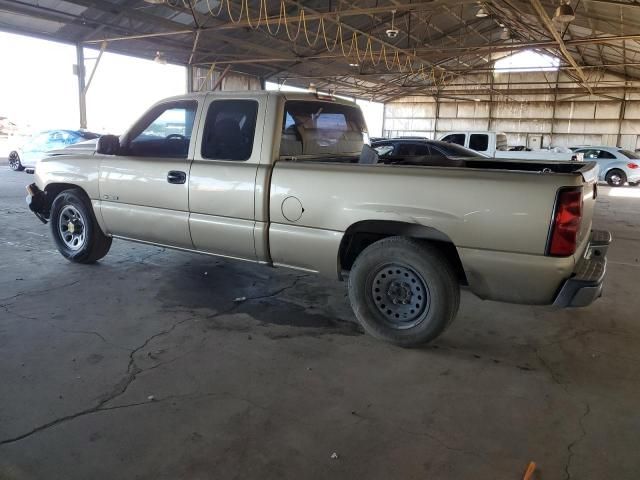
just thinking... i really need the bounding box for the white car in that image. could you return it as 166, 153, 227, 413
572, 146, 640, 186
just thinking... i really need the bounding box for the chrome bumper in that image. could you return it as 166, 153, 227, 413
553, 230, 611, 308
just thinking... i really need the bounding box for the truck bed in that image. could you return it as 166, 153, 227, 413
289, 154, 595, 177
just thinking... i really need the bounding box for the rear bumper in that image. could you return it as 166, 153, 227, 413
553, 230, 611, 307
26, 183, 48, 224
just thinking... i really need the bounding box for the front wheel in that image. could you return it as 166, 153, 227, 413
348, 237, 460, 347
50, 189, 112, 263
8, 151, 23, 171
629, 181, 640, 187
605, 169, 627, 187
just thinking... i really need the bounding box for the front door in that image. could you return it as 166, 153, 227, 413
99, 99, 199, 249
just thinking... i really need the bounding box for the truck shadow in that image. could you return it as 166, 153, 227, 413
156, 259, 364, 339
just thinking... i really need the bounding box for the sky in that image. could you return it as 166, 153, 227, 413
0, 32, 186, 134
0, 31, 383, 136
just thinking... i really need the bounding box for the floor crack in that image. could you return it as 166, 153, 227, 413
0, 280, 81, 304
0, 314, 192, 446
564, 402, 591, 480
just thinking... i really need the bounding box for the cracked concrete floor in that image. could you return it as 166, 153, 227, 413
1, 167, 639, 480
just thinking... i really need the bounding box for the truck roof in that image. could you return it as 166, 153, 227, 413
159, 90, 358, 107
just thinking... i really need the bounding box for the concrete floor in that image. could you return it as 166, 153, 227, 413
1, 167, 639, 480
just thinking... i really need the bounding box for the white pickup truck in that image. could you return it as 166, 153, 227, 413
439, 131, 580, 162
26, 91, 610, 346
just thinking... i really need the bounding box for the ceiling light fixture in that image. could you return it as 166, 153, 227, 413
144, 0, 165, 4
553, 1, 575, 23
349, 62, 359, 67
476, 5, 489, 18
386, 10, 400, 39
153, 51, 167, 64
499, 27, 511, 40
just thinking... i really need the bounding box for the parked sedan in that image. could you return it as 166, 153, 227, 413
8, 130, 99, 171
371, 138, 486, 159
572, 146, 640, 186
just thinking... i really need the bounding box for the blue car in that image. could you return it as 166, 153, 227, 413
8, 130, 99, 171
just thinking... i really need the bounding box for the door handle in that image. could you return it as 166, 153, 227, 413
167, 171, 186, 184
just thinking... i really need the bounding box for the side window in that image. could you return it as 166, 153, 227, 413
128, 101, 197, 158
413, 143, 430, 156
598, 150, 616, 159
469, 134, 489, 152
441, 133, 465, 146
49, 131, 64, 142
579, 149, 599, 160
201, 100, 258, 161
373, 143, 393, 156
396, 143, 416, 156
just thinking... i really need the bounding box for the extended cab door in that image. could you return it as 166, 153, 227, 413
188, 96, 266, 261
98, 99, 199, 248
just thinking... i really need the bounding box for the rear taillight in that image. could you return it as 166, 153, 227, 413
627, 162, 638, 169
548, 188, 583, 256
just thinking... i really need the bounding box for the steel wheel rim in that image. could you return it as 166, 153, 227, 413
610, 174, 622, 185
58, 205, 86, 251
8, 152, 19, 170
369, 263, 431, 329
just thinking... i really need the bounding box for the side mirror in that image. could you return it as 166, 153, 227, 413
97, 135, 121, 155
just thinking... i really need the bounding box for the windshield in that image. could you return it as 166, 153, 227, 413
620, 149, 640, 159
280, 100, 367, 157
429, 141, 484, 158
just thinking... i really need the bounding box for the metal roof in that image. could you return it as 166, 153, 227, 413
1, 0, 639, 102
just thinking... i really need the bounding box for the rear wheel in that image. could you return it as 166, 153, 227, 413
50, 189, 112, 263
629, 181, 640, 187
605, 169, 626, 187
348, 237, 460, 347
8, 151, 23, 171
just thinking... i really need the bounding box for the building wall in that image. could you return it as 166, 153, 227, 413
383, 71, 639, 150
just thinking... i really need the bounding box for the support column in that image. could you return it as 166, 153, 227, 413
75, 43, 87, 129
433, 96, 440, 139
381, 103, 387, 138
550, 71, 559, 146
617, 87, 627, 147
186, 65, 195, 93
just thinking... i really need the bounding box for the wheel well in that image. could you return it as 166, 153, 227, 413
41, 183, 90, 218
339, 220, 467, 284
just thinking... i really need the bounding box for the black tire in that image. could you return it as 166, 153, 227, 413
629, 181, 640, 187
348, 237, 460, 347
605, 169, 626, 187
50, 189, 112, 263
8, 151, 23, 171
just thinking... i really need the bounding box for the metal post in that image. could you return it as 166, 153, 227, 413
433, 96, 440, 139
617, 87, 627, 147
186, 65, 194, 93
550, 71, 559, 146
75, 43, 87, 129
381, 103, 387, 138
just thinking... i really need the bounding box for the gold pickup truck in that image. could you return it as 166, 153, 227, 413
26, 91, 610, 346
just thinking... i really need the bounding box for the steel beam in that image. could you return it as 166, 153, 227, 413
75, 43, 87, 129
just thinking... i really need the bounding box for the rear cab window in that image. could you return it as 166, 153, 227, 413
200, 100, 259, 161
441, 133, 466, 146
469, 134, 489, 152
279, 100, 367, 157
